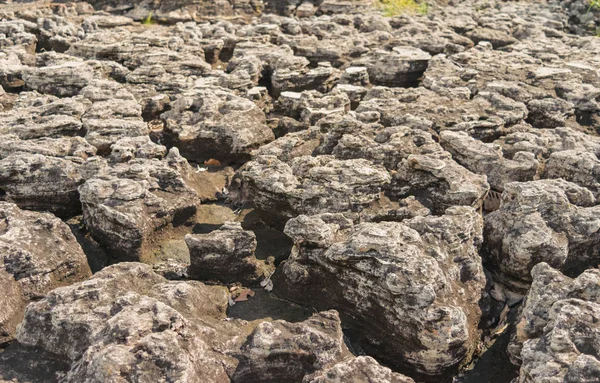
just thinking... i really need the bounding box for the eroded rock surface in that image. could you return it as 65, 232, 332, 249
0, 202, 91, 344
273, 207, 486, 380
509, 263, 600, 383
482, 179, 600, 291
186, 221, 274, 284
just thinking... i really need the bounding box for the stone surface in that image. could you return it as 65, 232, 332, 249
162, 87, 275, 164
79, 149, 200, 262
0, 202, 91, 344
186, 221, 274, 284
273, 207, 486, 380
482, 179, 600, 292
509, 263, 600, 383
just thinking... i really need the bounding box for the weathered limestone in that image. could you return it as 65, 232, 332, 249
482, 179, 600, 291
273, 207, 486, 380
186, 222, 274, 284
79, 149, 200, 262
0, 202, 91, 344
162, 87, 275, 164
509, 263, 600, 383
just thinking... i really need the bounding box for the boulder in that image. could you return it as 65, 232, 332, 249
162, 87, 274, 164
0, 202, 91, 343
273, 206, 486, 380
239, 155, 391, 221
509, 263, 600, 382
482, 179, 600, 291
79, 149, 200, 262
186, 222, 274, 285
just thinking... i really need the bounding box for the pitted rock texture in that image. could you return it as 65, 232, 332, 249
162, 87, 275, 164
239, 155, 391, 221
14, 262, 237, 382
508, 263, 600, 383
482, 179, 600, 292
79, 148, 200, 262
0, 202, 91, 344
6, 261, 409, 383
273, 206, 486, 381
1, 0, 600, 382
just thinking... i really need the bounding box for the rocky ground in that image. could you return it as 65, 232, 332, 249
0, 0, 599, 382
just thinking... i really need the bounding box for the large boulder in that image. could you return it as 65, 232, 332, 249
162, 87, 274, 164
239, 155, 391, 221
273, 206, 486, 381
79, 149, 200, 262
14, 262, 236, 382
0, 202, 91, 344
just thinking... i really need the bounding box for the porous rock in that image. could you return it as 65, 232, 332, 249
273, 206, 486, 380
509, 263, 600, 383
0, 202, 91, 343
482, 179, 600, 291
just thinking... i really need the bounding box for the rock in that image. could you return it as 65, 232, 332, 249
0, 135, 97, 217
239, 155, 391, 221
440, 130, 539, 191
308, 356, 416, 383
22, 62, 95, 97
389, 153, 490, 215
79, 149, 200, 262
0, 270, 26, 346
109, 135, 167, 163
273, 206, 486, 380
80, 79, 149, 154
186, 221, 274, 285
0, 202, 91, 344
466, 27, 517, 48
162, 87, 275, 164
544, 150, 600, 199
509, 263, 600, 382
14, 262, 236, 382
482, 179, 600, 291
232, 310, 350, 382
354, 46, 432, 87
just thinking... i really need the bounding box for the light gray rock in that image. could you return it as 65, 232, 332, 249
0, 202, 91, 343
440, 130, 539, 191
273, 206, 486, 380
239, 155, 391, 221
509, 263, 600, 383
482, 179, 600, 291
79, 149, 200, 262
22, 62, 95, 97
307, 356, 416, 383
354, 46, 431, 87
162, 87, 274, 164
389, 153, 490, 215
15, 262, 236, 383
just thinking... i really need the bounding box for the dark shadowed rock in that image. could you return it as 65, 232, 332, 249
186, 221, 274, 284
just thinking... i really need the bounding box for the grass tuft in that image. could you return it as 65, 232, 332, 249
377, 0, 428, 16
142, 11, 154, 26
